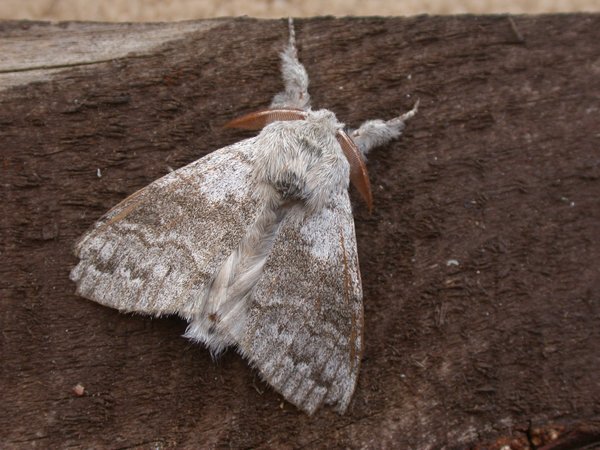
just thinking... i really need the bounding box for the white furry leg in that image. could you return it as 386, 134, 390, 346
350, 100, 420, 157
184, 195, 286, 357
270, 18, 311, 110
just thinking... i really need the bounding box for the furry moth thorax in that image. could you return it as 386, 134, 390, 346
70, 18, 417, 415
253, 110, 350, 212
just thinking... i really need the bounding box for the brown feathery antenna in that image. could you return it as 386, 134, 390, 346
336, 130, 373, 212
224, 108, 307, 130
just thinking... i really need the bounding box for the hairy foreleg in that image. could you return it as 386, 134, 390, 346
270, 18, 311, 111
350, 100, 419, 157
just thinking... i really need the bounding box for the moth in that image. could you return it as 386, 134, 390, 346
70, 18, 417, 415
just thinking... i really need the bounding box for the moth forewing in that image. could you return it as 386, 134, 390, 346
70, 140, 263, 320
240, 191, 363, 414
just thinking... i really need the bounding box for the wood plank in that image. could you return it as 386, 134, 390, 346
1, 15, 599, 449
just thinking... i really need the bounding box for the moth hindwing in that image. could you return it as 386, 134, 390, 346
71, 18, 417, 415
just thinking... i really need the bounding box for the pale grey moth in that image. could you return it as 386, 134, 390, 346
70, 18, 418, 415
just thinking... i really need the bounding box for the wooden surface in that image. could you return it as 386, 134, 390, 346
1, 15, 599, 449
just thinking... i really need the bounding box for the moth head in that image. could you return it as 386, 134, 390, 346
224, 108, 373, 212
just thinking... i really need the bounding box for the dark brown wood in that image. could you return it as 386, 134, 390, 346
1, 15, 599, 449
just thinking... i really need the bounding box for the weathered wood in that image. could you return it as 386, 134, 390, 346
1, 15, 599, 449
